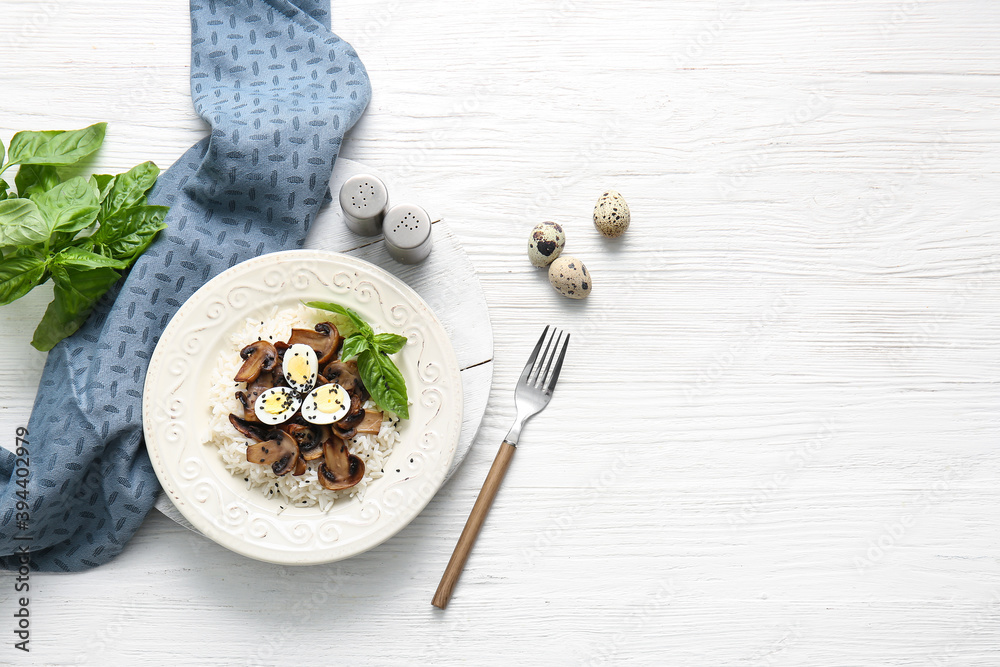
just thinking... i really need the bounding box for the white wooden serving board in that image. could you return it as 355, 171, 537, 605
153, 157, 494, 530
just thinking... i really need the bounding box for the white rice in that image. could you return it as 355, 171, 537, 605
204, 304, 401, 511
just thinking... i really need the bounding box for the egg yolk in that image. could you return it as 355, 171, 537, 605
315, 385, 347, 413
287, 355, 310, 384
262, 392, 289, 415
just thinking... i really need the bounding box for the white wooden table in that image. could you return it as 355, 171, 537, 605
3, 1, 1000, 664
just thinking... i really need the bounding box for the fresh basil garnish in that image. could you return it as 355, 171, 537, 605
32, 176, 101, 235
306, 301, 409, 419
0, 123, 168, 350
339, 333, 370, 361
3, 123, 106, 169
14, 165, 59, 199
305, 300, 373, 338
0, 199, 52, 248
89, 205, 169, 262
372, 332, 407, 355
31, 265, 122, 352
0, 253, 47, 307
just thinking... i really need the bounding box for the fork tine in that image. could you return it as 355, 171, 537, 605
529, 327, 557, 386
536, 329, 563, 389
545, 332, 569, 394
518, 325, 549, 385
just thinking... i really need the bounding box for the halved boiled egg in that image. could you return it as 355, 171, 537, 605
254, 386, 301, 425
301, 383, 351, 424
283, 343, 318, 394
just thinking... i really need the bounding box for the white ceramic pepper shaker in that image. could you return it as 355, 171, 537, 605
339, 174, 389, 236
382, 203, 432, 264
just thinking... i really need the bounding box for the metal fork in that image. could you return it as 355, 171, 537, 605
432, 326, 569, 609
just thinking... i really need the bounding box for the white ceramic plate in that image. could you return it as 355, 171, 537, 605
143, 250, 463, 564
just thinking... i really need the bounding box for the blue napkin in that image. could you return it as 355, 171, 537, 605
0, 0, 371, 571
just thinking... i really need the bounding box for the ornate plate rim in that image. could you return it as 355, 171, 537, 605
142, 249, 462, 564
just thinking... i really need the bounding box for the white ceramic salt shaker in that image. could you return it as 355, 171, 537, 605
382, 203, 432, 264
339, 174, 389, 236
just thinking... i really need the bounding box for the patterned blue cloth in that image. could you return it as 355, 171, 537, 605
0, 0, 370, 571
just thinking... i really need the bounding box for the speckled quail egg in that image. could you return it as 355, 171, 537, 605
301, 383, 351, 424
593, 190, 630, 238
282, 343, 318, 394
547, 255, 592, 299
528, 221, 566, 267
254, 386, 302, 425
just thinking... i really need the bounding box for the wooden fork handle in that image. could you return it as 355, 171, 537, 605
432, 440, 517, 609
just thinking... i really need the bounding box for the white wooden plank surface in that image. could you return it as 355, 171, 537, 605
3, 0, 1000, 665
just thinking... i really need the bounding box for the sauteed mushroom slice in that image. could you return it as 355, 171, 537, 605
334, 392, 366, 430
338, 406, 365, 430
288, 322, 341, 366
246, 430, 299, 476
317, 437, 365, 491
270, 342, 290, 388
234, 341, 277, 383
355, 410, 383, 435
281, 422, 326, 461
292, 455, 308, 476
235, 391, 256, 422
321, 360, 363, 395
301, 445, 325, 462
331, 423, 357, 441
229, 414, 271, 442
246, 370, 274, 406
235, 370, 275, 422
331, 401, 364, 439
308, 424, 333, 461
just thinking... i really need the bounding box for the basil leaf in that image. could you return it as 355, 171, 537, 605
304, 301, 373, 338
0, 253, 47, 306
0, 199, 53, 247
0, 137, 5, 165
0, 179, 8, 202
357, 348, 409, 419
30, 265, 119, 351
89, 173, 115, 202
339, 334, 370, 361
14, 164, 59, 199
372, 333, 407, 355
91, 205, 168, 262
7, 122, 106, 167
101, 161, 159, 220
52, 247, 129, 270
32, 176, 101, 234
47, 232, 78, 254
